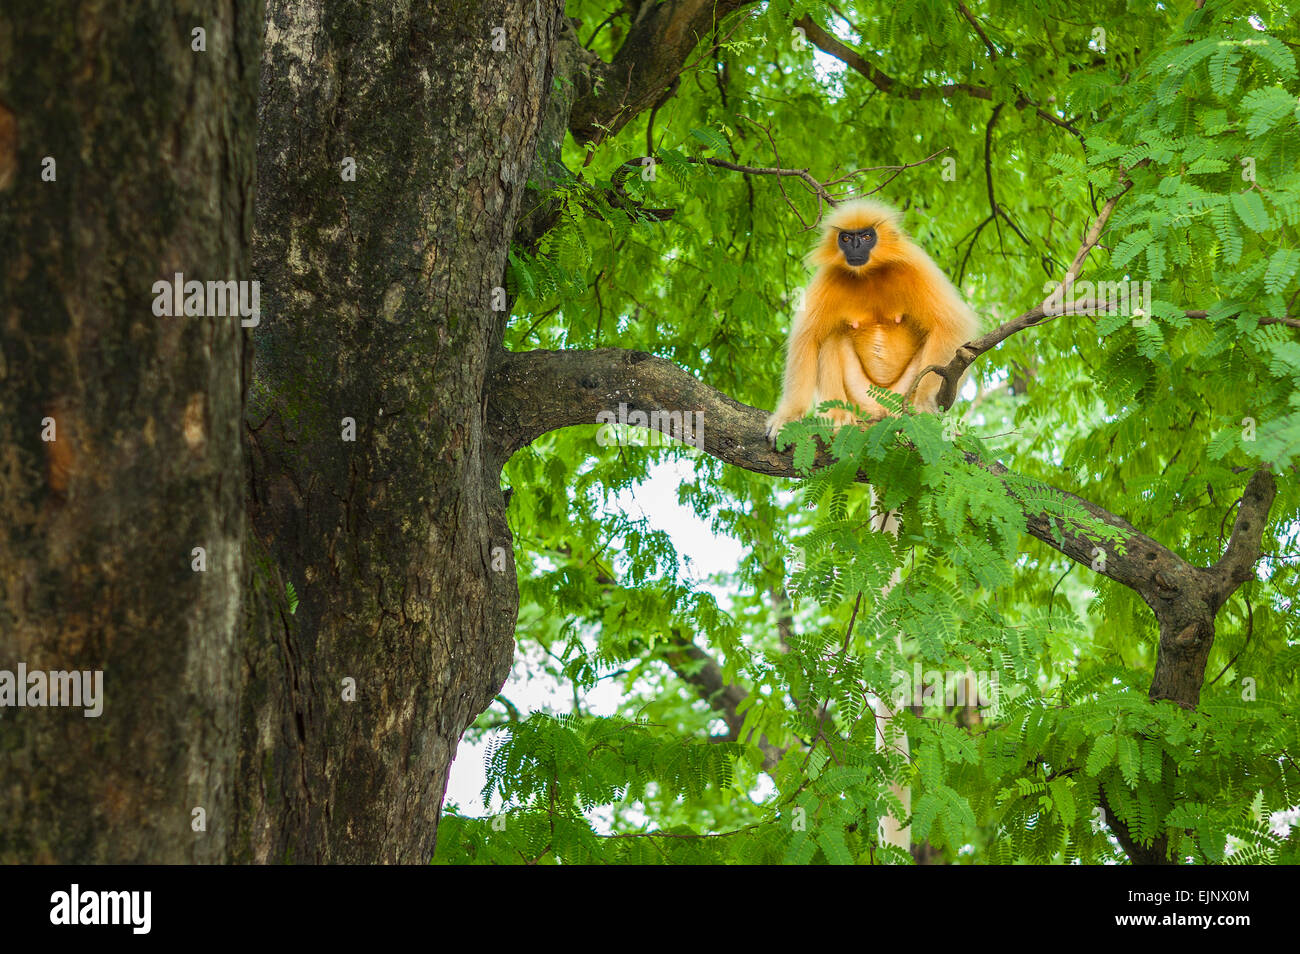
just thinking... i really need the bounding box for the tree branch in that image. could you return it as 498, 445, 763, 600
661, 631, 785, 769
970, 103, 1035, 265
929, 298, 1300, 413
796, 13, 1084, 146
1206, 469, 1277, 609
794, 15, 992, 100
933, 182, 1134, 409
570, 1, 759, 147
1099, 787, 1172, 865
487, 344, 1278, 845
1184, 310, 1300, 331
487, 347, 1219, 604
956, 1, 1000, 60
613, 148, 948, 226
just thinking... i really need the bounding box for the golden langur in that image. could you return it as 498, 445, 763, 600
767, 201, 975, 849
765, 200, 978, 442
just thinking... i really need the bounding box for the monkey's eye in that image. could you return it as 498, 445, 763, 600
838, 233, 850, 243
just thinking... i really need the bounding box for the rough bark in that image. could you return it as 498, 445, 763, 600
0, 0, 735, 865
0, 1, 258, 861
568, 0, 755, 147
515, 18, 591, 252
1145, 469, 1275, 707
238, 0, 563, 862
1099, 788, 1173, 866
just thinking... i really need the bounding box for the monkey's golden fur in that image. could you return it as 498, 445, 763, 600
766, 200, 977, 440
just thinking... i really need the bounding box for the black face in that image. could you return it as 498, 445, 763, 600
837, 227, 877, 266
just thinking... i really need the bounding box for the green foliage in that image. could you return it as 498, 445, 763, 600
436, 0, 1300, 865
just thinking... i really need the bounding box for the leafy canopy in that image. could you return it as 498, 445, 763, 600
436, 0, 1300, 865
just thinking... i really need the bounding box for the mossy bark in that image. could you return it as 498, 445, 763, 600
0, 0, 561, 864
238, 0, 562, 861
0, 1, 260, 862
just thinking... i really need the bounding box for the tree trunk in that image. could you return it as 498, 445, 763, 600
238, 0, 563, 861
0, 1, 259, 862
1, 0, 562, 864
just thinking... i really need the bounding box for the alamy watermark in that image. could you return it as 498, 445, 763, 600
595, 403, 704, 449
890, 664, 999, 716
0, 664, 103, 717
50, 884, 150, 934
1042, 276, 1152, 321
151, 272, 260, 327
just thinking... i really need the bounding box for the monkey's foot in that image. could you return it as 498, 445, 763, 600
764, 408, 799, 446
826, 407, 859, 428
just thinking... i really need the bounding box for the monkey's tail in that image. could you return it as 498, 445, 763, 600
870, 490, 911, 854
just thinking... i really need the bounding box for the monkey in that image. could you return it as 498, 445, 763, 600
765, 199, 978, 443
766, 201, 978, 848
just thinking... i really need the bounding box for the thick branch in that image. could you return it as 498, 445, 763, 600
1206, 469, 1277, 608
570, 1, 757, 147
1099, 788, 1171, 865
488, 346, 1277, 715
794, 15, 992, 100
980, 454, 1195, 608
487, 347, 1207, 603
489, 348, 794, 474
488, 346, 1279, 849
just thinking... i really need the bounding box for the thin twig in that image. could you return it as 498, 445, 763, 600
1207, 593, 1253, 688
615, 147, 947, 226
929, 178, 1137, 409
802, 592, 862, 771
956, 1, 999, 60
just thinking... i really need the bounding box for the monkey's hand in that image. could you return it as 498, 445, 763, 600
856, 396, 890, 423
909, 371, 944, 414
764, 406, 802, 446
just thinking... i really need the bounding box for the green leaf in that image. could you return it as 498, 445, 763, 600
1110, 230, 1153, 268
1049, 777, 1077, 827
1086, 735, 1117, 775
1240, 86, 1298, 138
688, 126, 729, 154
1263, 248, 1300, 295
1208, 49, 1241, 96
1231, 191, 1272, 233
